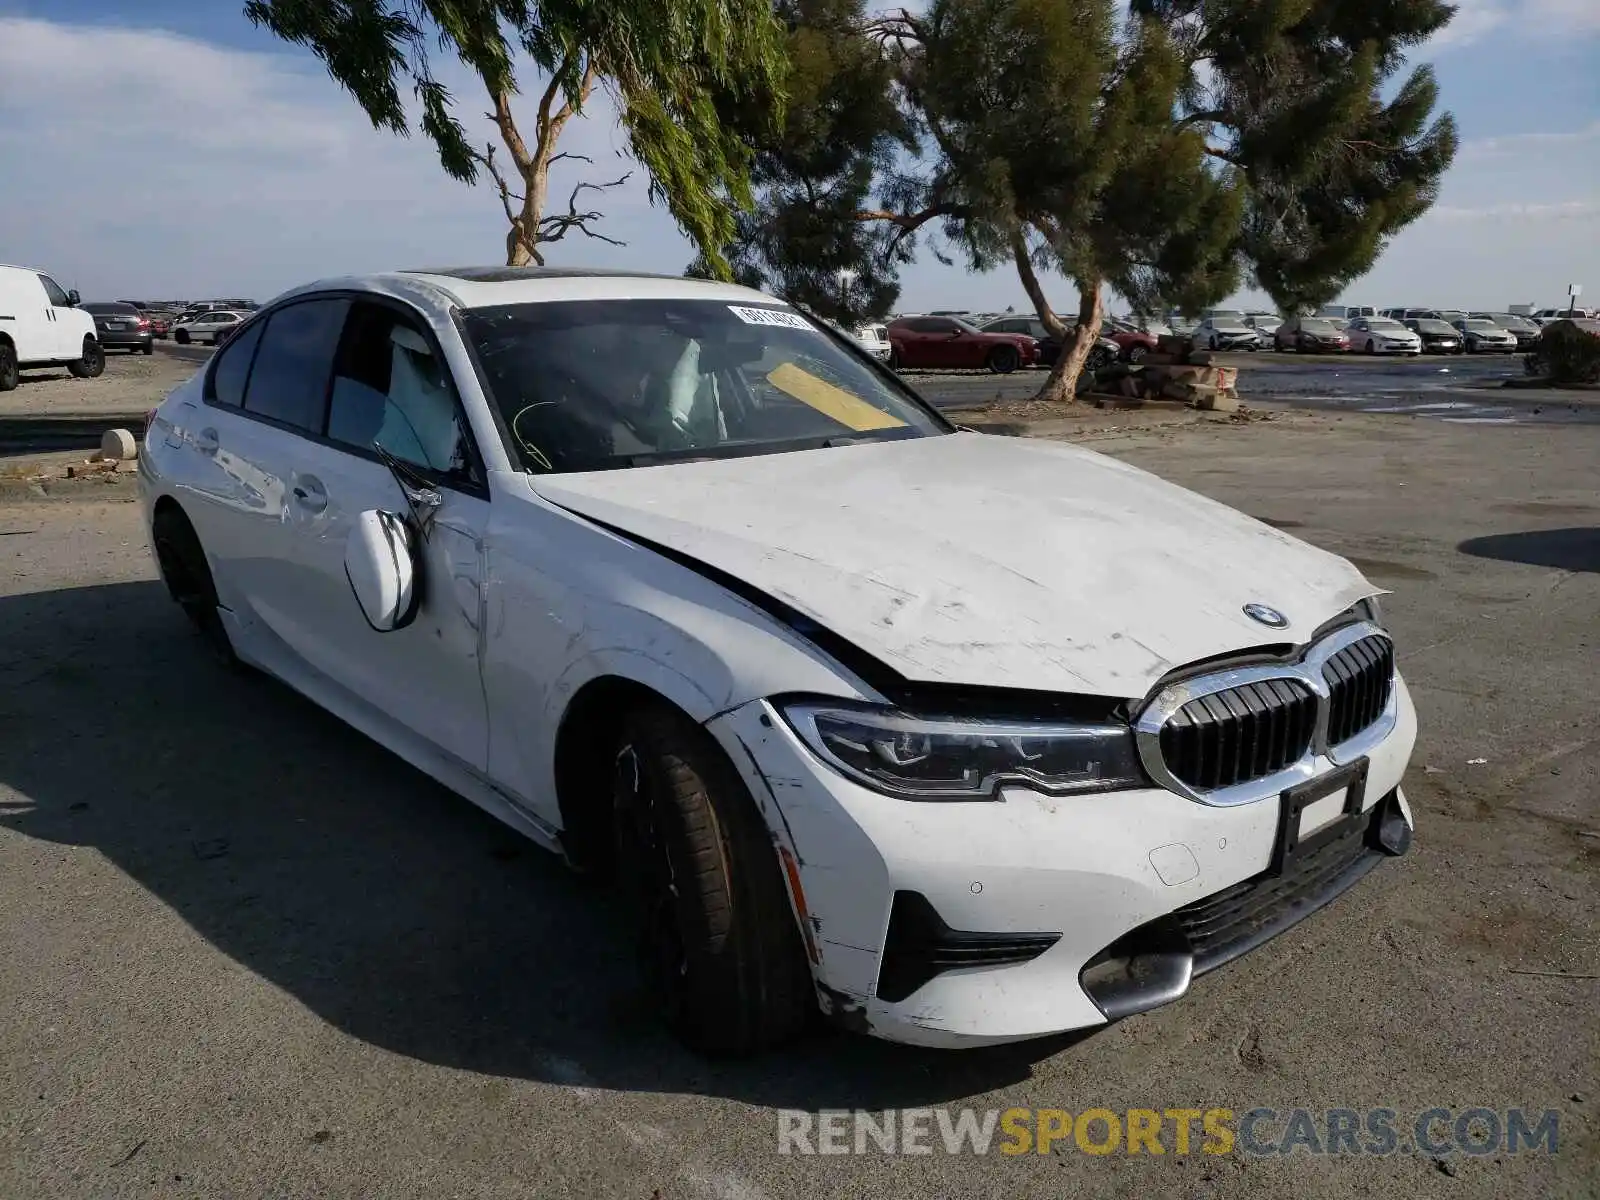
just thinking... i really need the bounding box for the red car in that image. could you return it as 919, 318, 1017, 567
1102, 320, 1160, 363
887, 315, 1039, 373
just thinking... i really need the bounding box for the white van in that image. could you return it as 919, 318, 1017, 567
1317, 304, 1377, 321
0, 264, 103, 391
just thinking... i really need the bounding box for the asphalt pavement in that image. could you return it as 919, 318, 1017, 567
2, 408, 1595, 1199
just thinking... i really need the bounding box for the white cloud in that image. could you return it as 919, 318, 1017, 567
1427, 0, 1511, 49
0, 17, 663, 300
1427, 0, 1600, 52
1427, 198, 1600, 222
1458, 121, 1600, 158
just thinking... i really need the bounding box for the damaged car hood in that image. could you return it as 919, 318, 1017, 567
530, 432, 1377, 698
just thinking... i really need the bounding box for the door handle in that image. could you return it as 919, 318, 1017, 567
292, 476, 328, 513
194, 427, 219, 456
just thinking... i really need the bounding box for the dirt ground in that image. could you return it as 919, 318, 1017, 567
1, 400, 1596, 1197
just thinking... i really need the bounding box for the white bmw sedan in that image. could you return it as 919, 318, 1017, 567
139, 267, 1417, 1052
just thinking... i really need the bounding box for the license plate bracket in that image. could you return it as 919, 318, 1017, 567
1271, 759, 1369, 875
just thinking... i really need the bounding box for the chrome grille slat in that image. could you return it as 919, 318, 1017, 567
1139, 623, 1397, 803
1324, 635, 1393, 747
1158, 678, 1316, 791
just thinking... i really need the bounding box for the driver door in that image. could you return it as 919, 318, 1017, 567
37, 273, 78, 359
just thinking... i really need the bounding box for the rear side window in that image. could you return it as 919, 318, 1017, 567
207, 319, 264, 408
242, 298, 349, 432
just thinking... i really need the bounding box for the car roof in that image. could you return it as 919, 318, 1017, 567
266, 265, 777, 313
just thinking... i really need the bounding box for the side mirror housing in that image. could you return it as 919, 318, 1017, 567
344, 510, 421, 632
66, 289, 81, 306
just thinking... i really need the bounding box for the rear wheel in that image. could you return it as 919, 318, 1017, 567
174, 329, 190, 345
67, 337, 104, 378
142, 343, 154, 356
887, 348, 901, 371
611, 703, 813, 1054
0, 341, 17, 392
152, 506, 238, 668
1366, 339, 1376, 355
987, 344, 1020, 374
1126, 344, 1147, 365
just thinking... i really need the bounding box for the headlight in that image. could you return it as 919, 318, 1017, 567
779, 701, 1144, 801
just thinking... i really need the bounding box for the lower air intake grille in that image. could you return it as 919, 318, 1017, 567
875, 891, 1060, 1003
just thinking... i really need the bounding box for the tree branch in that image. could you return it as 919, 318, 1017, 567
1176, 108, 1227, 130
470, 142, 522, 224
864, 9, 926, 44
535, 173, 633, 248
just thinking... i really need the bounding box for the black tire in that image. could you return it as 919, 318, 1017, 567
987, 344, 1020, 374
887, 348, 901, 371
611, 703, 813, 1055
0, 340, 17, 392
1366, 339, 1376, 355
174, 328, 190, 345
152, 506, 239, 669
1126, 344, 1147, 365
67, 337, 105, 378
1208, 334, 1219, 351
142, 343, 154, 356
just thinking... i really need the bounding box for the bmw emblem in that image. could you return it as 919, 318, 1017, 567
1243, 602, 1289, 629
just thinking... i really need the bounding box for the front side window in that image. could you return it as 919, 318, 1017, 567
242, 298, 349, 432
38, 275, 69, 306
326, 301, 466, 473
461, 298, 946, 474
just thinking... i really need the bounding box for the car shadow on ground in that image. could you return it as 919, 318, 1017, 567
0, 580, 1078, 1109
1457, 527, 1599, 573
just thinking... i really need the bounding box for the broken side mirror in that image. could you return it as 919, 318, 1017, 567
344, 509, 421, 632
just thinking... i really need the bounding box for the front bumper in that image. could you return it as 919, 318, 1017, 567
708, 675, 1417, 1047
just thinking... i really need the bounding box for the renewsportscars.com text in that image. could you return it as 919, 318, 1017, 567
776, 1106, 1560, 1158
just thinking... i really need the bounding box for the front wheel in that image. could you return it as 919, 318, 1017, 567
142, 343, 154, 356
987, 344, 1020, 374
1208, 335, 1219, 351
1126, 344, 1147, 365
0, 341, 17, 392
1367, 340, 1376, 355
611, 704, 813, 1054
174, 328, 190, 345
67, 337, 104, 378
886, 348, 901, 371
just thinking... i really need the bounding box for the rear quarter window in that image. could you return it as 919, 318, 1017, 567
206, 319, 265, 408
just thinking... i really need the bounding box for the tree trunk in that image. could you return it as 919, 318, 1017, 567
1010, 235, 1102, 403
1033, 284, 1103, 403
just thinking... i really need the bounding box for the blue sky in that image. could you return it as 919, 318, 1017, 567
1, 0, 1596, 314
